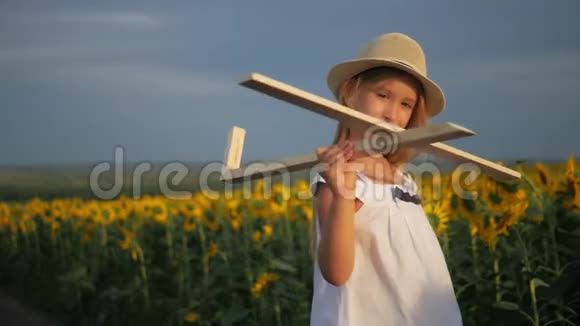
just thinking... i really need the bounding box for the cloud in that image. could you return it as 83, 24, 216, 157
68, 63, 237, 97
0, 44, 115, 64
50, 12, 162, 28
0, 10, 169, 64
5, 63, 237, 98
2, 11, 164, 29
0, 9, 238, 100
441, 50, 580, 96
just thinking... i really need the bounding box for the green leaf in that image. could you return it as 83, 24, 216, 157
503, 280, 516, 289
270, 258, 296, 273
76, 280, 95, 291
532, 277, 550, 288
521, 266, 530, 273
557, 227, 580, 237
97, 311, 109, 326
537, 266, 556, 275
221, 303, 249, 326
457, 271, 476, 284
554, 312, 577, 326
493, 301, 520, 311
558, 246, 576, 256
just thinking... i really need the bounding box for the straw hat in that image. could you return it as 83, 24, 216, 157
327, 32, 445, 117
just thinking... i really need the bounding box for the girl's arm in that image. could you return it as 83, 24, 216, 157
315, 183, 361, 286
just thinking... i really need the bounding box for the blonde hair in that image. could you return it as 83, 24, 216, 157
308, 66, 429, 260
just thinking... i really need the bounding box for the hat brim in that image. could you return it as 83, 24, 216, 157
327, 58, 445, 117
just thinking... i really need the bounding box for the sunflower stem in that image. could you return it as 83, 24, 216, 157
494, 253, 502, 302
471, 232, 481, 293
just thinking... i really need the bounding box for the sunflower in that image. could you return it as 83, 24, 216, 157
423, 199, 450, 237
0, 203, 10, 226
250, 272, 280, 298
535, 162, 557, 197
565, 153, 576, 182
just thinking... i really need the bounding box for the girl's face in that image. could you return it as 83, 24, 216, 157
348, 74, 419, 139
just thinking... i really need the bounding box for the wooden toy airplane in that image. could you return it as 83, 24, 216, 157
220, 73, 522, 184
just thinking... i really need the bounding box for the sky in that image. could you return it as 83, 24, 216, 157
1, 0, 579, 167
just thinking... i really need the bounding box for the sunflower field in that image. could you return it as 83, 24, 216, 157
0, 156, 579, 326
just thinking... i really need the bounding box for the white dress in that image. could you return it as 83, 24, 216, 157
309, 170, 463, 326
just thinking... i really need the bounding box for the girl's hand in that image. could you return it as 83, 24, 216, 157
315, 140, 358, 199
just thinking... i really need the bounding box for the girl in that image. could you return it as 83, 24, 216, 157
309, 33, 463, 325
